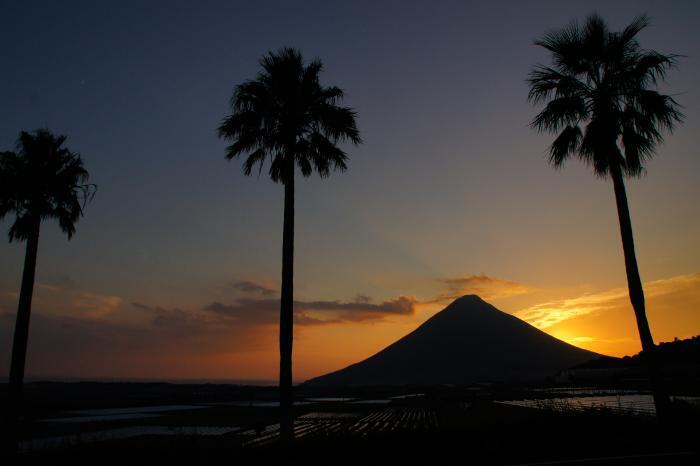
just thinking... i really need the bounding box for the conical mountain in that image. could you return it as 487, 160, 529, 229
305, 295, 599, 386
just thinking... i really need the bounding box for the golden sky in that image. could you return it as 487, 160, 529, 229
1, 272, 698, 382
291, 273, 700, 381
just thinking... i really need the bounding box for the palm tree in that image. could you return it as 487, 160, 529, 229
1, 129, 95, 450
528, 14, 683, 418
218, 48, 360, 443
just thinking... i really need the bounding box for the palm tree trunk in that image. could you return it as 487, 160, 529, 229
6, 216, 41, 455
609, 162, 670, 419
279, 163, 295, 445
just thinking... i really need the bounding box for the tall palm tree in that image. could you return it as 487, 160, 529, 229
1, 129, 95, 450
218, 48, 360, 443
528, 14, 683, 418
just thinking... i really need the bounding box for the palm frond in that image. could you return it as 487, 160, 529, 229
629, 90, 684, 131
621, 123, 654, 176
620, 14, 649, 44
582, 12, 609, 60
529, 13, 683, 178
532, 95, 587, 132
527, 66, 588, 104
219, 48, 360, 184
626, 51, 679, 87
548, 125, 582, 167
306, 132, 348, 177
0, 130, 95, 241
241, 148, 267, 176
535, 20, 586, 75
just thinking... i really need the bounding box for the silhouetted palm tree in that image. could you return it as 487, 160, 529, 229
218, 48, 360, 443
528, 14, 683, 417
1, 129, 95, 451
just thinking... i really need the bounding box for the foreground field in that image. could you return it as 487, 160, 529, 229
5, 382, 700, 465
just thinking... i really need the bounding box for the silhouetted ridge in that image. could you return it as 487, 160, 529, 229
304, 295, 600, 387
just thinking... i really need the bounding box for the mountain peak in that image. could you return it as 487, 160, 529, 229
454, 294, 485, 303
304, 296, 599, 387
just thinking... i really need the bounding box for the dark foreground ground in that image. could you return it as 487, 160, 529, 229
3, 382, 699, 465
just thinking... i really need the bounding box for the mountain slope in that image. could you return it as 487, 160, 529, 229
304, 295, 599, 386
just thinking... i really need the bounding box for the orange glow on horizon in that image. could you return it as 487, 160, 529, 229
3, 273, 698, 383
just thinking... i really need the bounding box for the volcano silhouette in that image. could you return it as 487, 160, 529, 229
305, 295, 599, 386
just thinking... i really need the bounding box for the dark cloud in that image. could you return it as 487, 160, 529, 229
204, 299, 278, 325
131, 302, 152, 311
301, 297, 415, 315
231, 280, 276, 297
133, 293, 416, 332
426, 274, 531, 303
205, 295, 417, 325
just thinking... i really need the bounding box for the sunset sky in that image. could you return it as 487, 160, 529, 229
1, 0, 699, 383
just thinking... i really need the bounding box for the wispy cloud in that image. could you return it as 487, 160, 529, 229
68, 291, 122, 318
568, 336, 596, 343
230, 280, 276, 297
0, 282, 123, 319
515, 273, 700, 329
132, 302, 228, 332
0, 290, 418, 376
426, 274, 532, 304
0, 304, 273, 378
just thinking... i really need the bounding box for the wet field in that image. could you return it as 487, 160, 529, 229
496, 394, 700, 415
7, 382, 700, 465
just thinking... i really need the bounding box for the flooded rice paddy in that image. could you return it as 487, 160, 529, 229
22, 391, 700, 452
496, 394, 700, 415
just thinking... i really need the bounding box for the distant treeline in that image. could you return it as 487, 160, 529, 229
576, 336, 700, 370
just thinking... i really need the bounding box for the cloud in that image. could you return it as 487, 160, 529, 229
131, 302, 244, 335
53, 275, 78, 290
204, 295, 417, 325
569, 336, 596, 343
0, 291, 18, 312
231, 280, 276, 297
121, 293, 417, 358
0, 306, 273, 379
0, 282, 121, 319
131, 302, 153, 311
304, 296, 417, 323
515, 273, 700, 330
515, 288, 627, 329
0, 288, 419, 378
426, 274, 532, 304
300, 296, 416, 316
68, 291, 122, 319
